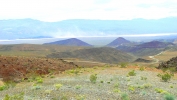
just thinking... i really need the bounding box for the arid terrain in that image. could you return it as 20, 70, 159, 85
0, 42, 177, 100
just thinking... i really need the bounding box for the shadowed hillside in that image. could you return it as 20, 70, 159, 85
117, 41, 174, 57
47, 47, 135, 63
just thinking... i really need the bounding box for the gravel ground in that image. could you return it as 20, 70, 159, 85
0, 66, 177, 100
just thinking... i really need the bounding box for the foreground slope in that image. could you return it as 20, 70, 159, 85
47, 47, 135, 63
0, 66, 177, 99
0, 56, 77, 82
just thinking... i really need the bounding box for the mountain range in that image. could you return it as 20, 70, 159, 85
0, 17, 177, 39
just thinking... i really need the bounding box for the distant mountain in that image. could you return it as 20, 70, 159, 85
106, 37, 131, 47
0, 17, 177, 39
47, 47, 135, 63
44, 38, 92, 46
117, 41, 174, 56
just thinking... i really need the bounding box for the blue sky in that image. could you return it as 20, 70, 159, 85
0, 0, 177, 22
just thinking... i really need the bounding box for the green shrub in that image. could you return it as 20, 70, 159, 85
164, 94, 175, 100
90, 74, 97, 83
75, 85, 81, 89
0, 85, 7, 91
3, 92, 24, 100
141, 76, 147, 80
120, 63, 127, 68
161, 73, 171, 82
113, 89, 121, 93
139, 67, 145, 71
75, 95, 86, 100
128, 70, 136, 76
114, 83, 119, 88
107, 82, 111, 84
35, 77, 43, 83
121, 93, 130, 100
128, 86, 135, 92
54, 84, 63, 90
155, 88, 169, 94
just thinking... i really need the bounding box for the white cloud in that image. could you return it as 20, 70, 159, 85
0, 0, 177, 21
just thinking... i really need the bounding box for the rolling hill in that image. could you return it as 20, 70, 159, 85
44, 38, 92, 46
116, 41, 174, 57
106, 37, 131, 47
47, 47, 135, 63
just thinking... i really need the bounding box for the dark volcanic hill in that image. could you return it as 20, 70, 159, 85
44, 38, 92, 46
117, 41, 174, 56
106, 37, 131, 47
47, 47, 135, 63
157, 56, 177, 71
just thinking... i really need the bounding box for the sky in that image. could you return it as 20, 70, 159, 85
0, 0, 177, 22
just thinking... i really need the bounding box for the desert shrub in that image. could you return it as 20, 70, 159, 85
90, 74, 97, 83
128, 70, 136, 76
139, 66, 145, 71
0, 85, 8, 91
3, 92, 24, 100
161, 73, 171, 82
0, 81, 13, 91
114, 83, 119, 88
141, 76, 147, 80
113, 89, 121, 93
121, 93, 130, 100
32, 85, 41, 90
107, 81, 111, 84
36, 78, 43, 83
60, 95, 68, 100
142, 83, 152, 88
54, 84, 63, 90
155, 88, 169, 94
128, 86, 135, 92
75, 85, 81, 89
75, 95, 86, 100
164, 94, 175, 100
120, 63, 127, 68
100, 80, 104, 83
170, 85, 173, 88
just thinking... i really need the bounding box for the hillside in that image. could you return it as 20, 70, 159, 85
117, 41, 174, 57
47, 47, 135, 63
106, 37, 131, 47
44, 38, 92, 46
0, 56, 78, 82
0, 44, 89, 57
157, 56, 177, 71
